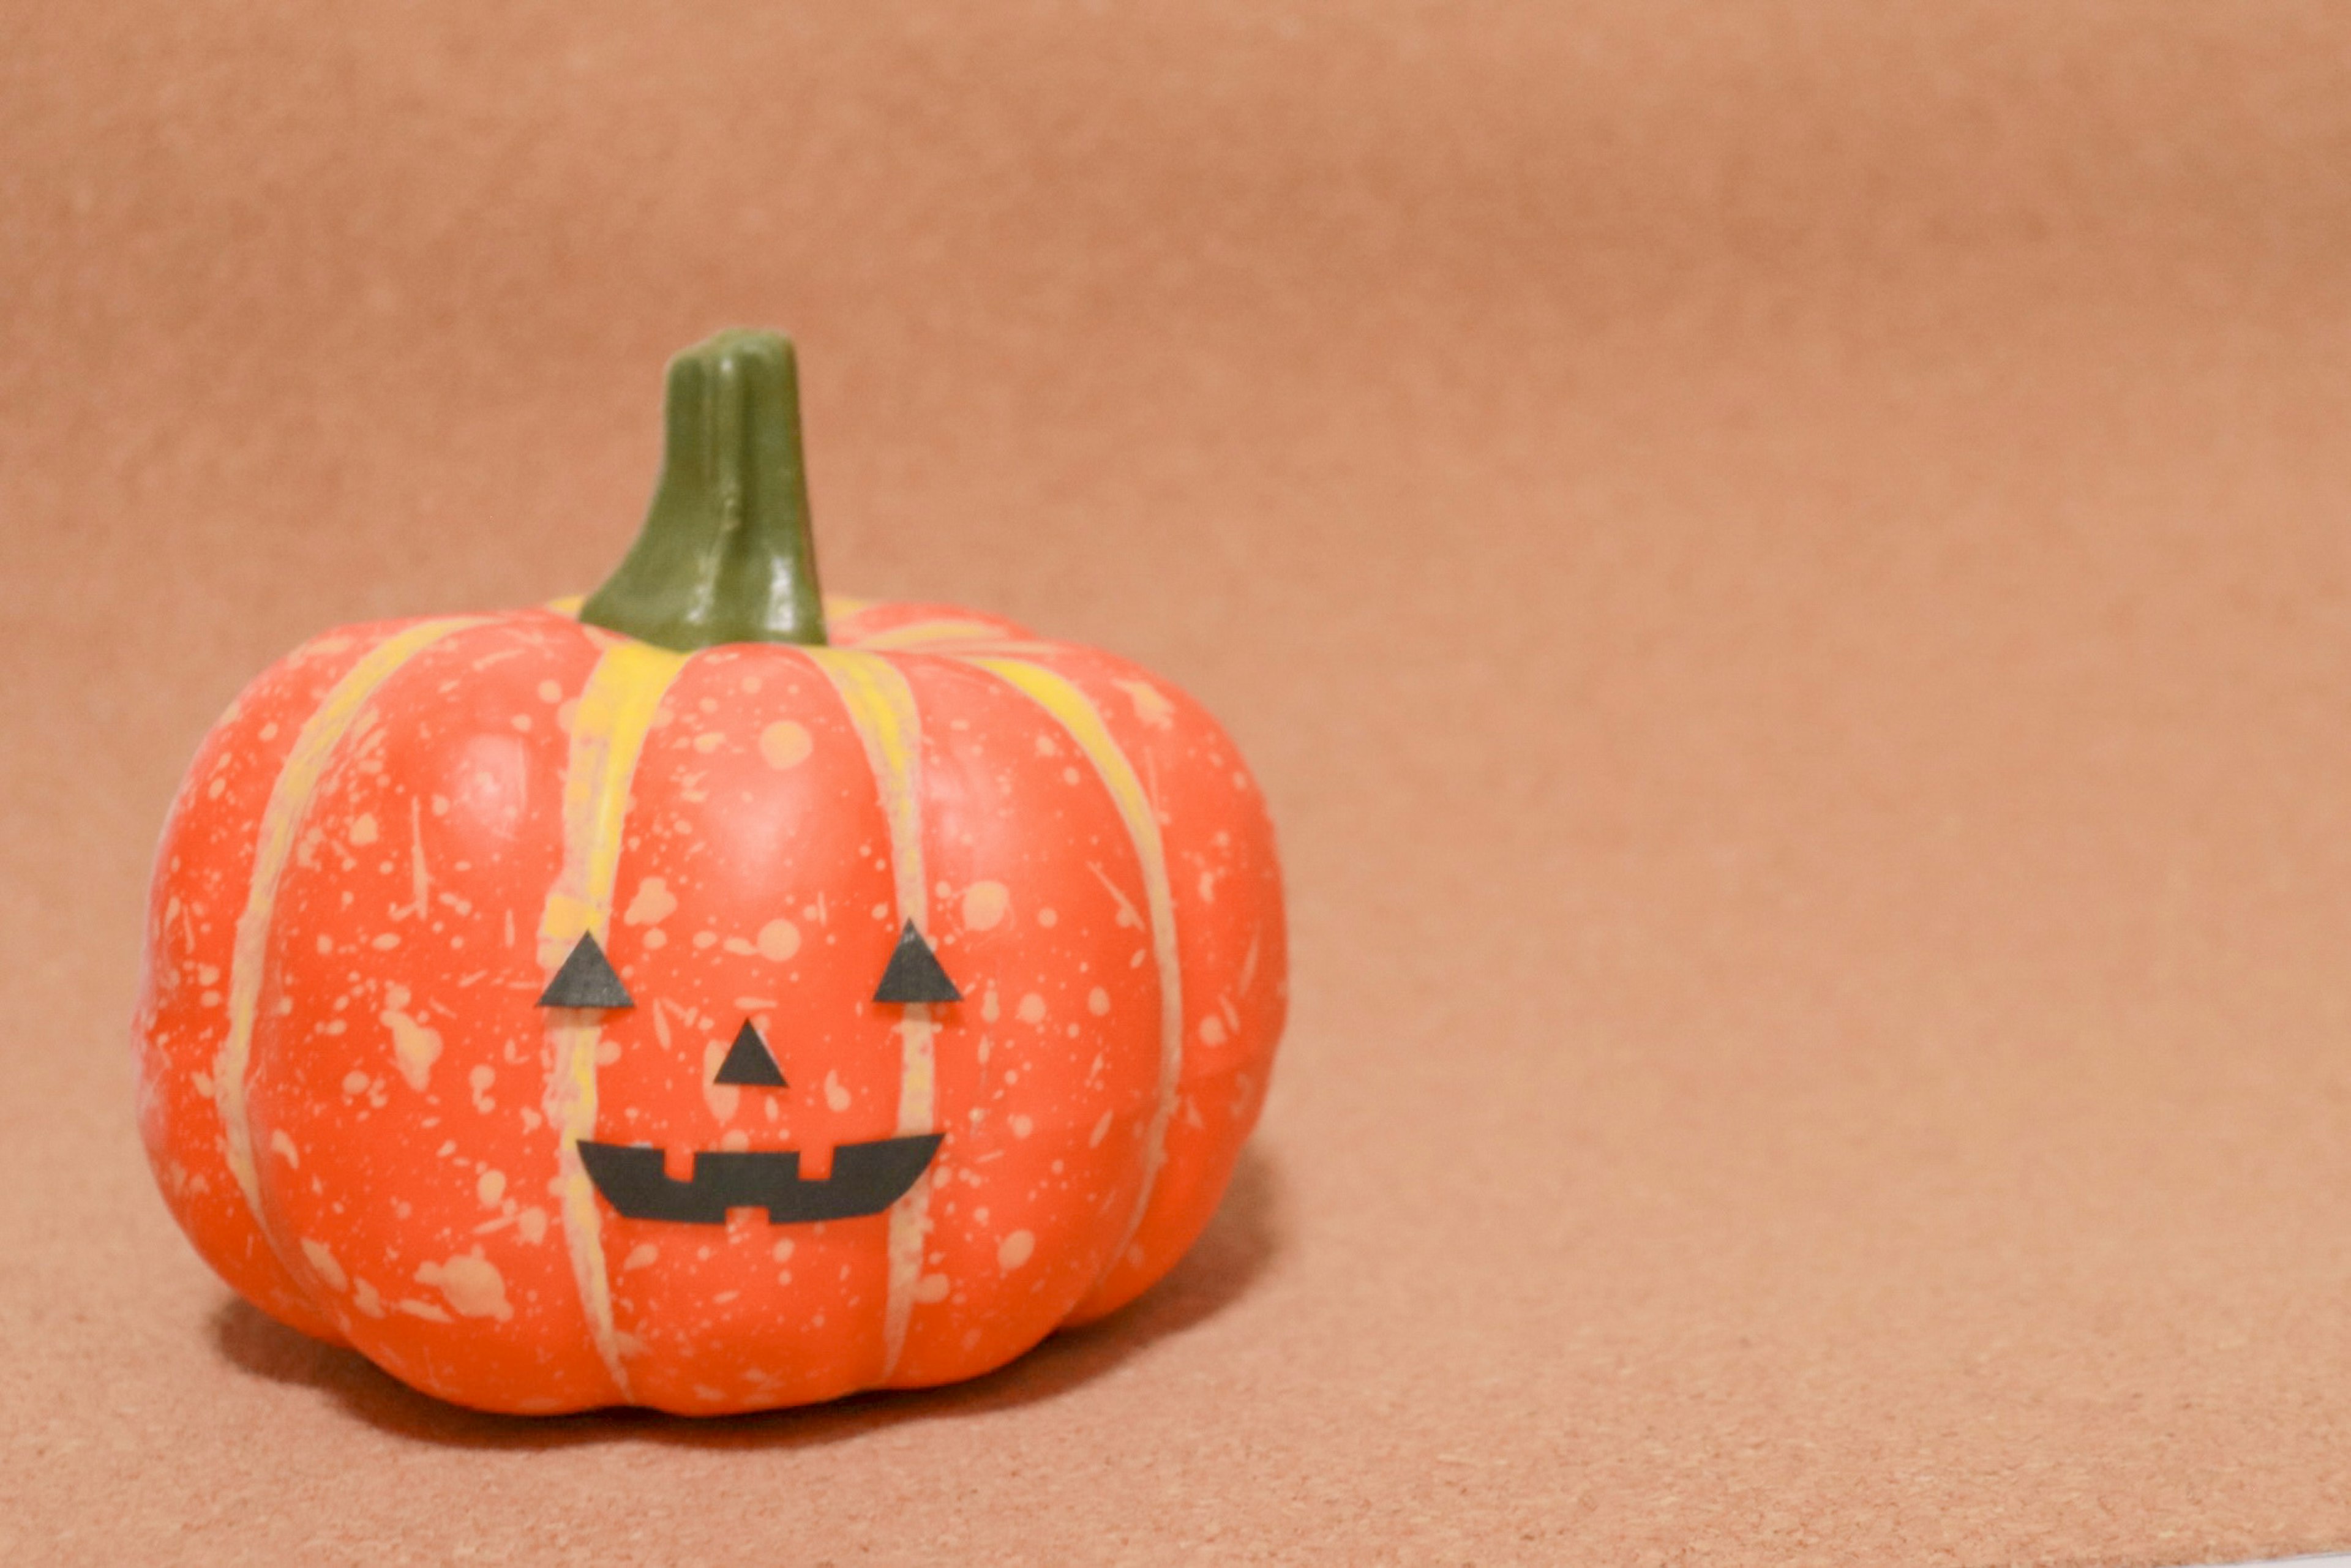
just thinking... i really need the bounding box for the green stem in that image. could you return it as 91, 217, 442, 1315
581, 329, 829, 650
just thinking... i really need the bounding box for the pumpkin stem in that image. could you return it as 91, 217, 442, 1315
580, 328, 830, 650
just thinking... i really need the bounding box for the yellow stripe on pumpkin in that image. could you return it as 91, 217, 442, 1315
851, 617, 1017, 650
541, 636, 688, 1404
216, 618, 481, 1238
964, 656, 1185, 1283
806, 648, 937, 1379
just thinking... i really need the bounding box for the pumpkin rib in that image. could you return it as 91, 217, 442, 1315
536, 632, 689, 1406
970, 643, 1288, 1325
960, 655, 1186, 1302
858, 651, 1167, 1390
239, 616, 609, 1407
214, 617, 484, 1282
136, 620, 435, 1340
595, 643, 912, 1410
802, 648, 941, 1381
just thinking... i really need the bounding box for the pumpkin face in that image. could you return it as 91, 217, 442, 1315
130, 332, 1286, 1415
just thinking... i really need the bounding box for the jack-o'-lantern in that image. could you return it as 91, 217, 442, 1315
131, 329, 1286, 1414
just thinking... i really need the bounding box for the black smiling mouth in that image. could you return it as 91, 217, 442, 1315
550, 924, 961, 1228
576, 1134, 943, 1226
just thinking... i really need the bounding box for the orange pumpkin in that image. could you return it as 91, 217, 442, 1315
131, 331, 1285, 1414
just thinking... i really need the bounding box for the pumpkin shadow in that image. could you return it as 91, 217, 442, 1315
209, 1143, 1288, 1450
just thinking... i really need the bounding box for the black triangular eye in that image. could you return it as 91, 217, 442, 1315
713, 1019, 787, 1087
873, 920, 961, 1004
538, 931, 634, 1008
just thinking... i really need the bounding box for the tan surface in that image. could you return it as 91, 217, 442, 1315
9, 2, 2351, 1562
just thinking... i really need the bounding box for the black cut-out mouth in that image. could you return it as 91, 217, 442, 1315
576, 1134, 943, 1226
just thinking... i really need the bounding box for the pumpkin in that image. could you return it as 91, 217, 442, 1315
131, 330, 1286, 1414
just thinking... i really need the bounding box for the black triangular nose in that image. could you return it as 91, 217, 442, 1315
538, 931, 634, 1008
713, 1019, 788, 1087
872, 920, 962, 1004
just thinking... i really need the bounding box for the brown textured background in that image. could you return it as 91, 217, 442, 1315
7, 2, 2351, 1563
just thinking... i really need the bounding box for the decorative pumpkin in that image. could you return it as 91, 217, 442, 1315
131, 330, 1286, 1414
